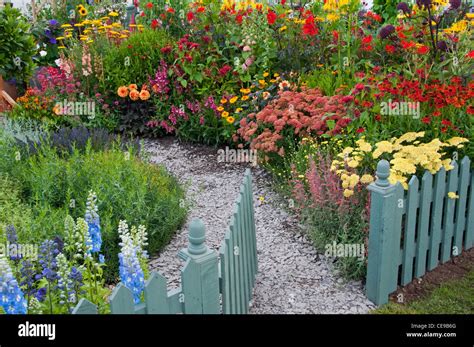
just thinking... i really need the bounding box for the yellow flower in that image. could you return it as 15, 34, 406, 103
58, 46, 66, 49
343, 189, 354, 198
241, 95, 249, 101
360, 174, 374, 184
109, 11, 119, 17
79, 7, 88, 16
226, 116, 235, 124
240, 88, 251, 94
263, 72, 269, 78
56, 36, 65, 40
217, 106, 225, 112
221, 111, 229, 118
326, 13, 340, 21
448, 192, 459, 199
80, 37, 88, 41
446, 137, 468, 147
220, 98, 228, 104
61, 24, 72, 28
235, 108, 243, 113
347, 159, 359, 168
117, 86, 129, 98
356, 138, 372, 152
466, 13, 474, 19
229, 96, 238, 104
273, 73, 279, 77
279, 26, 287, 32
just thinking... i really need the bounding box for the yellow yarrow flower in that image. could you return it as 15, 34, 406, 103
448, 192, 459, 199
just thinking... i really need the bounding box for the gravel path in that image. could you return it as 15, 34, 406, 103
144, 138, 376, 314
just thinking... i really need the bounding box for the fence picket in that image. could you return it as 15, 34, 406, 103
415, 171, 433, 278
401, 176, 419, 285
110, 284, 135, 314
235, 196, 247, 313
441, 161, 458, 263
390, 183, 404, 293
427, 167, 446, 271
453, 157, 470, 253
247, 170, 258, 275
72, 298, 97, 314
229, 217, 241, 313
144, 272, 169, 314
466, 173, 474, 250
240, 186, 251, 306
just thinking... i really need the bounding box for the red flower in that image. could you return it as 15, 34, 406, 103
140, 12, 145, 17
219, 65, 232, 76
151, 19, 158, 29
160, 46, 172, 54
302, 16, 318, 36
466, 50, 474, 59
187, 11, 194, 22
441, 119, 452, 126
441, 127, 448, 133
467, 106, 474, 115
356, 127, 365, 133
375, 114, 382, 121
385, 44, 396, 54
267, 10, 277, 25
355, 83, 365, 91
432, 110, 441, 117
197, 6, 205, 13
166, 7, 175, 13
281, 0, 287, 5
417, 45, 429, 55
421, 117, 430, 124
146, 2, 152, 9
332, 30, 339, 41
236, 14, 243, 24
401, 40, 415, 50
362, 35, 372, 44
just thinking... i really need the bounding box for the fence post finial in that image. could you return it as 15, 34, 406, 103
375, 159, 391, 187
187, 218, 207, 255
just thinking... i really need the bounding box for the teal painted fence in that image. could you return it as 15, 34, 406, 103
366, 157, 474, 305
219, 169, 258, 314
73, 169, 257, 314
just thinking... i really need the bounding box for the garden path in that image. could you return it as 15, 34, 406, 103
145, 138, 376, 314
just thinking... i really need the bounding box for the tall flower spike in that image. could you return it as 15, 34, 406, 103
0, 256, 27, 314
85, 191, 102, 253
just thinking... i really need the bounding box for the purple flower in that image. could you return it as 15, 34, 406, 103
436, 40, 449, 52
396, 2, 410, 14
49, 19, 59, 26
35, 287, 47, 302
416, 0, 432, 9
49, 38, 57, 45
449, 0, 461, 9
379, 25, 395, 39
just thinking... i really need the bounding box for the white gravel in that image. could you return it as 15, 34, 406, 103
144, 138, 376, 314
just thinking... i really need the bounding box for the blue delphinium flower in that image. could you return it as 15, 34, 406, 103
0, 256, 27, 314
19, 260, 37, 300
98, 254, 105, 264
85, 191, 102, 253
117, 221, 145, 304
6, 225, 22, 262
35, 287, 47, 302
36, 240, 60, 282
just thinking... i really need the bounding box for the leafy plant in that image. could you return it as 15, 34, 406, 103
0, 6, 37, 85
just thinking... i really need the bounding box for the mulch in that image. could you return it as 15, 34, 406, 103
389, 247, 474, 304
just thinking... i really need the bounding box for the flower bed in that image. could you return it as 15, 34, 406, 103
0, 0, 473, 312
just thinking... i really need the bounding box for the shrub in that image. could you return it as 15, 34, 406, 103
236, 87, 356, 165
0, 6, 36, 85
102, 29, 173, 92
3, 142, 187, 282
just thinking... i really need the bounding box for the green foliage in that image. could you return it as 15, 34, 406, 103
0, 6, 37, 84
102, 29, 173, 91
372, 0, 400, 23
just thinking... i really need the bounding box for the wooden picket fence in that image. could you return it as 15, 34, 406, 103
73, 169, 257, 314
366, 157, 474, 305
